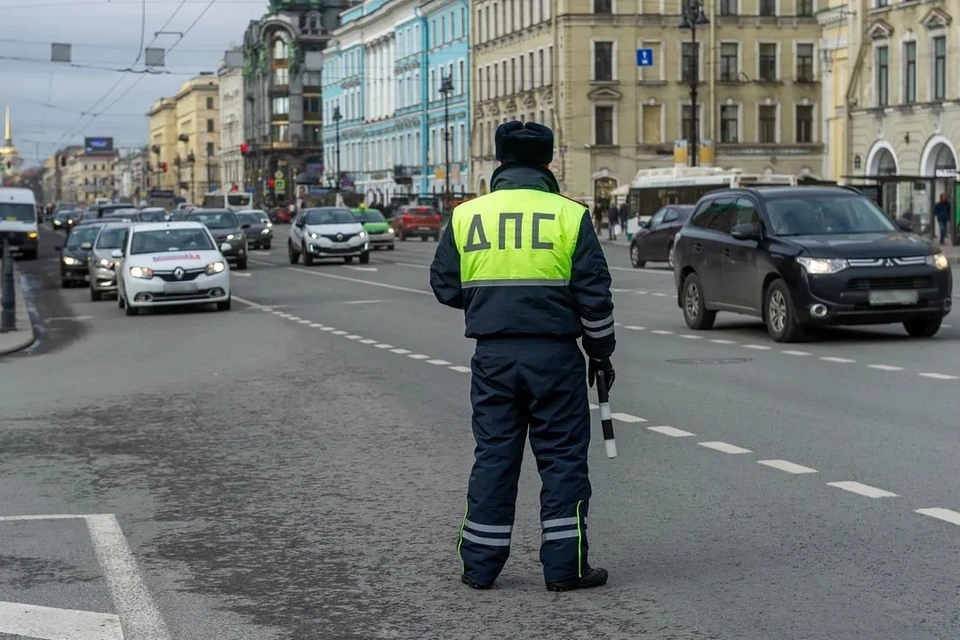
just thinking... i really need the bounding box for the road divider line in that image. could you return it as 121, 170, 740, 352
0, 601, 123, 640
332, 330, 347, 335
757, 460, 818, 474
781, 350, 811, 356
651, 292, 670, 297
232, 272, 252, 277
297, 319, 311, 324
359, 339, 377, 344
918, 372, 960, 380
647, 426, 695, 438
449, 365, 471, 373
374, 343, 393, 349
391, 348, 411, 354
827, 481, 898, 498
231, 296, 261, 308
742, 344, 771, 350
407, 353, 430, 360
289, 267, 431, 296
345, 334, 363, 340
322, 327, 335, 331
651, 329, 674, 335
820, 356, 856, 363
609, 266, 673, 275
427, 359, 451, 365
625, 325, 646, 331
698, 441, 752, 454
309, 323, 325, 329
709, 339, 737, 344
916, 508, 960, 526
678, 334, 703, 339
611, 413, 646, 423
868, 364, 904, 371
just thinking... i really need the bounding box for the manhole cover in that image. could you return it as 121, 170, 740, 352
665, 357, 752, 365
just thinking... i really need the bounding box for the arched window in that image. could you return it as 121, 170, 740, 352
273, 38, 287, 60
308, 14, 320, 33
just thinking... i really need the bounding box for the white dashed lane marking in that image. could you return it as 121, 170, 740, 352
449, 365, 472, 373
407, 354, 430, 360
758, 459, 818, 474
427, 359, 451, 365
868, 364, 904, 371
611, 413, 646, 423
391, 348, 411, 354
309, 323, 324, 328
359, 338, 377, 344
698, 441, 753, 454
827, 482, 899, 499
917, 508, 960, 526
820, 356, 856, 363
345, 334, 362, 340
919, 372, 960, 380
710, 339, 737, 344
679, 334, 703, 340
332, 330, 347, 335
742, 344, 771, 350
374, 343, 393, 349
781, 350, 811, 356
648, 426, 695, 438
625, 325, 646, 331
651, 329, 674, 335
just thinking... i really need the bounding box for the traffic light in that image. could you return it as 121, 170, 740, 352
161, 162, 168, 172
267, 178, 275, 188
240, 143, 248, 155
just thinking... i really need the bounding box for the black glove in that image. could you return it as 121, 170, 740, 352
588, 357, 615, 391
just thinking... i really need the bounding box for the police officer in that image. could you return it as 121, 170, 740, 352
430, 121, 616, 592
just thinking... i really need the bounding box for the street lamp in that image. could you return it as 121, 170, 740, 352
439, 74, 454, 208
679, 0, 709, 167
332, 104, 342, 192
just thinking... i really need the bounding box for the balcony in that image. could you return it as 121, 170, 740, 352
393, 165, 414, 184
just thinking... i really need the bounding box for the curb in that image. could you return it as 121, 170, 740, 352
0, 268, 36, 357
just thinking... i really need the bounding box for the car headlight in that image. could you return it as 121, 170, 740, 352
205, 261, 226, 275
98, 258, 114, 269
129, 266, 154, 279
266, 222, 273, 228
387, 227, 395, 234
226, 233, 243, 241
28, 231, 38, 239
358, 230, 367, 239
261, 228, 270, 235
927, 252, 950, 270
797, 256, 849, 275
62, 256, 80, 265
310, 232, 319, 239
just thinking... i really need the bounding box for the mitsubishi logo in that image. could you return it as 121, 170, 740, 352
884, 259, 895, 267
336, 233, 344, 242
173, 267, 185, 280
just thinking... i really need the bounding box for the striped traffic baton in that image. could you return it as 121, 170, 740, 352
596, 370, 617, 459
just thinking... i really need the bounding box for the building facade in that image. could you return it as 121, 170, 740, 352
817, 0, 857, 182
846, 0, 958, 235
322, 0, 470, 205
113, 147, 149, 202
63, 150, 119, 204
0, 106, 24, 182
242, 0, 350, 206
147, 98, 178, 192
471, 0, 824, 206
219, 48, 246, 190
173, 75, 221, 203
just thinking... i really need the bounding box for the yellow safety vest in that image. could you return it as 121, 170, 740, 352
451, 189, 584, 288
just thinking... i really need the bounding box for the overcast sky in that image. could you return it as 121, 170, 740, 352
2, 0, 269, 166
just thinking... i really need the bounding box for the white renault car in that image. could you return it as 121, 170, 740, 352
288, 206, 370, 265
115, 221, 232, 316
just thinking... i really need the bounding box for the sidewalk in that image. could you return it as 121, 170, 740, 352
0, 268, 36, 357
943, 244, 960, 263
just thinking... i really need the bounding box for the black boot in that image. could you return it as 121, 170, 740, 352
545, 566, 608, 592
461, 574, 494, 590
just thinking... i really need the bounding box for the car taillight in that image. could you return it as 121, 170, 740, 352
403, 215, 412, 223
434, 215, 441, 222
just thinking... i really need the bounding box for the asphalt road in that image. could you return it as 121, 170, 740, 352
2, 227, 960, 639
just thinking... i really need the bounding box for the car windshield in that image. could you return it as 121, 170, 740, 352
304, 208, 355, 225
249, 210, 270, 223
65, 226, 101, 248
139, 210, 167, 222
55, 211, 72, 220
766, 195, 898, 236
95, 227, 128, 249
187, 211, 238, 229
235, 212, 261, 226
130, 229, 214, 254
356, 210, 386, 223
0, 202, 36, 222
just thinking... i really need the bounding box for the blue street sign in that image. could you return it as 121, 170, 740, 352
636, 48, 654, 67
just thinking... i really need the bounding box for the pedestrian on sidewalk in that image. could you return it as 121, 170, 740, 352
430, 120, 616, 592
593, 204, 603, 235
606, 201, 619, 240
618, 201, 629, 234
935, 192, 951, 244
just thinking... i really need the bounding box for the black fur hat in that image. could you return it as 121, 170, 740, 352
495, 121, 554, 166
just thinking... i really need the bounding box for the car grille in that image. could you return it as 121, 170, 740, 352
155, 269, 204, 282
846, 276, 936, 291
322, 233, 357, 241
368, 230, 384, 235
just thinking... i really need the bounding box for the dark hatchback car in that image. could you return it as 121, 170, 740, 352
235, 210, 273, 249
56, 222, 105, 287
673, 187, 953, 342
184, 209, 249, 269
630, 205, 694, 269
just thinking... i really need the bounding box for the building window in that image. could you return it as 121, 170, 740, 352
274, 67, 289, 85
681, 42, 699, 82
758, 43, 778, 81
273, 39, 287, 60
719, 0, 737, 15
304, 71, 321, 86
720, 43, 738, 81
594, 0, 612, 12
759, 0, 776, 15
206, 141, 215, 156
796, 0, 813, 16
795, 44, 814, 82
720, 105, 739, 143
272, 124, 290, 142
206, 97, 214, 109
459, 59, 465, 93
303, 97, 320, 115
758, 105, 776, 143
903, 41, 916, 103
934, 36, 946, 101
272, 97, 289, 115
511, 58, 516, 92
876, 46, 888, 106
538, 49, 544, 86
681, 105, 697, 142
595, 106, 614, 145
519, 56, 524, 90
594, 41, 614, 81
795, 105, 813, 143
206, 118, 215, 133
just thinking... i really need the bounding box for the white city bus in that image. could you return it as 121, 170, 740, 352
201, 191, 252, 211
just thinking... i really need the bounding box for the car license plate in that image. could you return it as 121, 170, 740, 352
418, 226, 431, 230
868, 290, 918, 305
163, 282, 198, 294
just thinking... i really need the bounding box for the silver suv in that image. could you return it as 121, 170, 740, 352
89, 222, 131, 301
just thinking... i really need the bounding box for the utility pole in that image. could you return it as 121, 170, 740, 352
332, 104, 342, 193
439, 74, 454, 210
680, 0, 708, 167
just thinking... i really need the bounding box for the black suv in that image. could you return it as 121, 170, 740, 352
673, 186, 953, 342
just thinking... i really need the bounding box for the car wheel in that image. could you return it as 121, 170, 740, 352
682, 272, 717, 330
61, 278, 71, 288
118, 293, 125, 309
344, 256, 354, 264
629, 243, 645, 268
23, 250, 38, 261
217, 297, 232, 312
302, 243, 314, 266
124, 300, 138, 316
90, 287, 102, 302
288, 241, 300, 265
764, 279, 805, 343
263, 241, 271, 250
903, 315, 942, 338
387, 245, 395, 251
236, 258, 248, 270
420, 235, 428, 242
359, 251, 370, 265
667, 242, 676, 270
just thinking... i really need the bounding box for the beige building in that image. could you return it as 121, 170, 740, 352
470, 0, 824, 205
846, 0, 957, 235
147, 75, 220, 202
63, 151, 119, 204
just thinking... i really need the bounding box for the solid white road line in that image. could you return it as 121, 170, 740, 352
407, 353, 430, 360
820, 356, 856, 363
359, 339, 377, 344
449, 365, 471, 373
289, 267, 431, 296
916, 508, 960, 526
625, 325, 646, 331
698, 441, 753, 454
391, 348, 411, 354
827, 481, 898, 498
742, 344, 771, 350
919, 372, 960, 380
868, 364, 904, 371
651, 329, 674, 335
86, 514, 172, 640
647, 426, 695, 438
781, 350, 812, 356
374, 343, 393, 349
611, 413, 646, 423
757, 459, 818, 474
427, 359, 451, 365
231, 297, 262, 309
710, 339, 737, 344
0, 601, 123, 640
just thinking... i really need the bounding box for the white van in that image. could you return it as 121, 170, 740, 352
201, 191, 251, 211
0, 187, 39, 259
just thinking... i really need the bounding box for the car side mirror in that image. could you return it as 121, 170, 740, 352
730, 223, 762, 241
895, 217, 913, 232
110, 249, 124, 259
220, 243, 232, 253
241, 223, 251, 229
80, 242, 93, 250
295, 220, 305, 228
